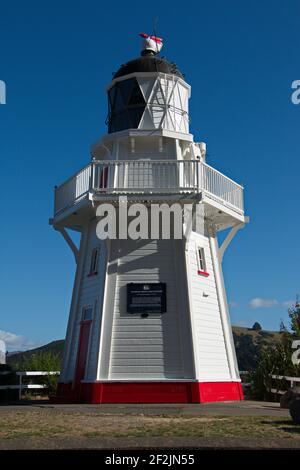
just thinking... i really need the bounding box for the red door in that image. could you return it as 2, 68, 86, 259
74, 321, 91, 389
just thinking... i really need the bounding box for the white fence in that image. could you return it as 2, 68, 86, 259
0, 371, 60, 400
269, 375, 300, 396
240, 371, 300, 398
54, 160, 244, 216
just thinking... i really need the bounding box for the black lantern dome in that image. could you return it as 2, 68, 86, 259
113, 55, 184, 80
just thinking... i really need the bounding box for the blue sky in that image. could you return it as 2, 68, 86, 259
0, 0, 299, 350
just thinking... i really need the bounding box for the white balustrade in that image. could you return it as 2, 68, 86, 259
199, 162, 244, 212
54, 160, 244, 215
54, 164, 91, 214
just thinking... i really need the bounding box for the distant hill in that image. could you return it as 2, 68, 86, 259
232, 326, 282, 370
7, 340, 64, 369
6, 327, 283, 371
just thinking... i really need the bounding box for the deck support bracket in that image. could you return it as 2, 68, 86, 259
55, 227, 79, 264
218, 217, 249, 263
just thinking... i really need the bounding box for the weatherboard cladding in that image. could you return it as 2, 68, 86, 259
65, 225, 230, 383
187, 232, 231, 381
118, 137, 175, 160
67, 220, 106, 381
108, 238, 187, 380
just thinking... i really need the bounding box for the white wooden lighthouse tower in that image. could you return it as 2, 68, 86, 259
51, 34, 247, 403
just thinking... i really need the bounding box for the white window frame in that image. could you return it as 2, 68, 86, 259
81, 305, 94, 322
196, 246, 207, 273
89, 247, 100, 275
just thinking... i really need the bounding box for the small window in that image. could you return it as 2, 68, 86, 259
197, 247, 208, 276
82, 306, 93, 322
197, 247, 206, 271
89, 247, 100, 275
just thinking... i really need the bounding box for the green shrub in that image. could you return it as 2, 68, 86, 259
13, 352, 61, 396
249, 335, 300, 400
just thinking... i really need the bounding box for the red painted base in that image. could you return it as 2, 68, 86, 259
53, 381, 244, 404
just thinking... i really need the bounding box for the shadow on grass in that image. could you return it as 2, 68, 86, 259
261, 419, 300, 435
281, 427, 300, 434
0, 400, 51, 407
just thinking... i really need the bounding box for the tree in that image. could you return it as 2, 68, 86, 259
252, 322, 262, 331
249, 340, 300, 400
249, 306, 300, 400
279, 319, 288, 333
288, 299, 300, 337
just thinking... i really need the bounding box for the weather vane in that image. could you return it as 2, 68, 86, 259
139, 32, 163, 55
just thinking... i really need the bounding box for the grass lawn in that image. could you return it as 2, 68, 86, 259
0, 410, 299, 441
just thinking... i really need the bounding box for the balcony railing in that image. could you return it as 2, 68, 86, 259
54, 160, 244, 216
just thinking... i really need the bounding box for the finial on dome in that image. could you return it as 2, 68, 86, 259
139, 33, 163, 56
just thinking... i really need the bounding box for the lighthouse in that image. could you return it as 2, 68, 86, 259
51, 34, 247, 403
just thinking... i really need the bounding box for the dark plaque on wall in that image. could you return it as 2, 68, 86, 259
127, 283, 167, 314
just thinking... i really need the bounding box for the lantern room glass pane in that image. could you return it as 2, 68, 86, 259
113, 87, 125, 114
111, 111, 131, 132
108, 78, 146, 133
128, 82, 145, 106
118, 78, 135, 105
127, 107, 145, 128
108, 86, 116, 108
